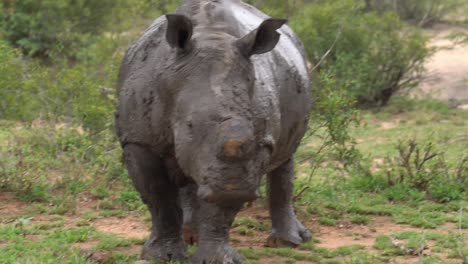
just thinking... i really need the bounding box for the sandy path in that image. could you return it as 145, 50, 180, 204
417, 24, 468, 102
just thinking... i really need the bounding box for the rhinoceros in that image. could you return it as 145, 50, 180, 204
116, 0, 311, 263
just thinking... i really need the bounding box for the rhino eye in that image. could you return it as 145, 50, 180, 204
187, 121, 193, 129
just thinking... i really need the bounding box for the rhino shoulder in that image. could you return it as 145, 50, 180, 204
118, 16, 168, 90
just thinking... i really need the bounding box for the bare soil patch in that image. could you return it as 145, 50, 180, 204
312, 216, 420, 249
417, 24, 468, 102
0, 192, 26, 217
381, 121, 398, 130
232, 204, 270, 249
91, 215, 149, 240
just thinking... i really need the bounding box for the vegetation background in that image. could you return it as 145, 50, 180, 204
0, 0, 467, 263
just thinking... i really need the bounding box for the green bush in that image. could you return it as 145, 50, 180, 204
0, 0, 124, 58
0, 41, 28, 119
0, 0, 175, 60
364, 0, 466, 26
291, 0, 429, 107
305, 72, 365, 174
0, 38, 117, 131
43, 65, 115, 130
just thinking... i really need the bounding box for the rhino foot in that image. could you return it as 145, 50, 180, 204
141, 235, 188, 263
182, 224, 199, 245
191, 242, 243, 264
267, 218, 311, 248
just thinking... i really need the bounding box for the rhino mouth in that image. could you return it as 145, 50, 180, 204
197, 184, 259, 204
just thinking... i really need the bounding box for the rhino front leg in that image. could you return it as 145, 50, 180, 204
180, 183, 199, 245
123, 145, 187, 262
267, 158, 312, 247
191, 201, 243, 264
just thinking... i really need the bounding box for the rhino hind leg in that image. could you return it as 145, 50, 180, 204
267, 158, 312, 247
191, 201, 243, 264
123, 144, 187, 262
180, 183, 199, 245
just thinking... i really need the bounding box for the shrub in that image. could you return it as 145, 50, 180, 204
380, 139, 467, 203
306, 72, 365, 174
0, 0, 123, 58
42, 64, 115, 130
0, 39, 118, 131
364, 0, 467, 27
0, 41, 28, 119
290, 0, 429, 107
0, 0, 176, 59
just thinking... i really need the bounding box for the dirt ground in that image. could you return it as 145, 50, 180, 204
84, 204, 460, 264
417, 24, 468, 104
3, 191, 461, 263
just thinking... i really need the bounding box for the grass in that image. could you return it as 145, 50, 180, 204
355, 99, 467, 167
0, 99, 467, 263
0, 223, 141, 263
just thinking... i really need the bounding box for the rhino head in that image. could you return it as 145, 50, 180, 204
164, 14, 286, 205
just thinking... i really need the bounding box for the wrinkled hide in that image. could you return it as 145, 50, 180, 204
116, 0, 311, 263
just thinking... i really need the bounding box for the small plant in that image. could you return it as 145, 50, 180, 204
296, 72, 367, 184
116, 191, 143, 210
385, 139, 439, 190
381, 139, 466, 202
350, 214, 372, 225
318, 217, 337, 226
92, 187, 110, 199
373, 235, 405, 256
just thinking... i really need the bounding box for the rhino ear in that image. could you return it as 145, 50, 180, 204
166, 14, 193, 50
236, 18, 287, 57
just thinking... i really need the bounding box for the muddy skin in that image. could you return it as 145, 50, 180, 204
116, 0, 311, 263
123, 145, 187, 262
267, 159, 312, 247
180, 184, 199, 246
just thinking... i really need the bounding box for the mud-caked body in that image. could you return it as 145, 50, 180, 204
116, 0, 311, 263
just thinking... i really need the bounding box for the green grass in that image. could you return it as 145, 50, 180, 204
0, 219, 144, 263
233, 217, 269, 231
0, 99, 467, 263
354, 101, 468, 167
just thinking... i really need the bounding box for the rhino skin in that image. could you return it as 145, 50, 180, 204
116, 0, 312, 263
